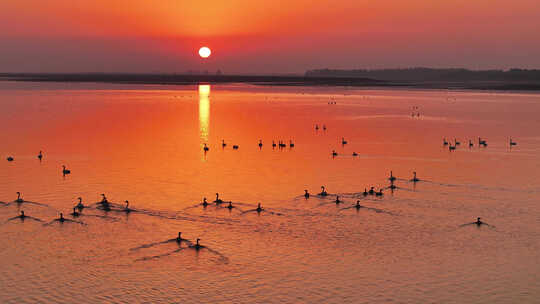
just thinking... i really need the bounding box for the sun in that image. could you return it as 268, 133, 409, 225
198, 47, 211, 58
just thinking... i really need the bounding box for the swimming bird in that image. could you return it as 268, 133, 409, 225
57, 213, 66, 223
203, 143, 209, 152
258, 140, 263, 149
256, 203, 263, 213
7, 156, 14, 162
335, 196, 342, 204
443, 138, 449, 146
355, 201, 362, 209
411, 171, 420, 182
475, 217, 483, 225
175, 232, 188, 243
389, 182, 397, 190
342, 137, 348, 145
478, 137, 487, 147
38, 151, 43, 161
99, 195, 111, 211
289, 140, 294, 148
62, 165, 71, 175
315, 124, 319, 130
214, 193, 223, 204
332, 150, 338, 157
323, 125, 327, 131
123, 200, 132, 213
375, 189, 384, 196
368, 187, 375, 195
389, 171, 396, 182
469, 140, 473, 148
304, 190, 310, 199
15, 192, 23, 203
202, 197, 209, 207
191, 238, 203, 250
363, 188, 368, 196
352, 152, 358, 156
222, 140, 227, 148
510, 138, 517, 146
449, 144, 456, 151
232, 145, 239, 150
272, 140, 276, 148
455, 139, 461, 146
71, 208, 80, 217
75, 197, 85, 210
319, 186, 328, 196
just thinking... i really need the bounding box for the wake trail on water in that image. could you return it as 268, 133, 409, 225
339, 203, 395, 215
135, 245, 229, 264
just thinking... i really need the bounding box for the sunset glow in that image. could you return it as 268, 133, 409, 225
1, 0, 539, 73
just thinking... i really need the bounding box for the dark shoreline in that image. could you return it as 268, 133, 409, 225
1, 73, 540, 91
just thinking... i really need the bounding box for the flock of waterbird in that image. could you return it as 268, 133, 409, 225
202, 139, 296, 152
3, 189, 207, 251
443, 137, 517, 151
3, 127, 509, 257
184, 132, 501, 226
2, 150, 210, 251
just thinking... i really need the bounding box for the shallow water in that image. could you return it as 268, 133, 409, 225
1, 81, 539, 303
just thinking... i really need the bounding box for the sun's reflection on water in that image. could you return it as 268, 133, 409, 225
199, 84, 210, 144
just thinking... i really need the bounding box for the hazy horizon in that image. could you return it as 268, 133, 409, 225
1, 1, 540, 74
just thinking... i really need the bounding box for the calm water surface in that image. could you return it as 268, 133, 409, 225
1, 81, 539, 303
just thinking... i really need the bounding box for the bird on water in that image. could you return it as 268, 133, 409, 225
62, 165, 71, 175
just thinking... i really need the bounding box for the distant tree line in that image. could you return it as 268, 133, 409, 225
305, 68, 540, 82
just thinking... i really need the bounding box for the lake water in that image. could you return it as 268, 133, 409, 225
1, 81, 539, 303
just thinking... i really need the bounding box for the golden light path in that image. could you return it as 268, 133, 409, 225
198, 84, 210, 145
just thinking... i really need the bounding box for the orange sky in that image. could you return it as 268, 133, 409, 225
1, 0, 539, 73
